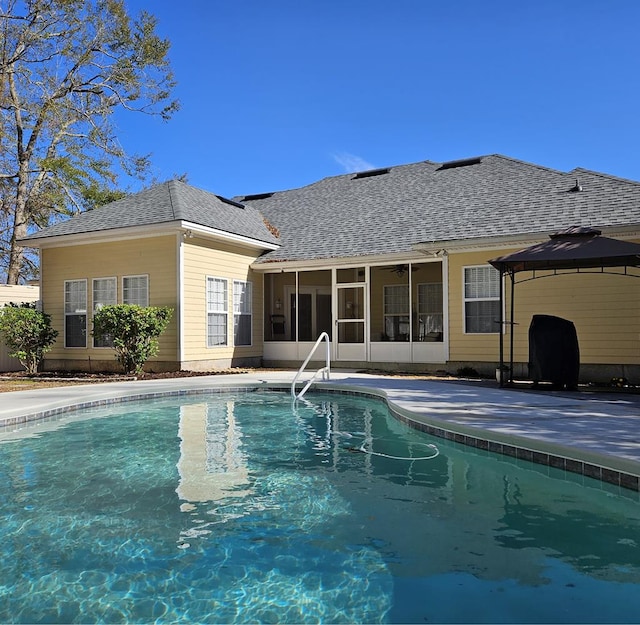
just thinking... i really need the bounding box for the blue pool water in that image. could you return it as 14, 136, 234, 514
1, 390, 640, 623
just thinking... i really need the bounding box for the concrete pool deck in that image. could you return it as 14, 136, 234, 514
1, 369, 640, 490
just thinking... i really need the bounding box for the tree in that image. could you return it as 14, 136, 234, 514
0, 0, 179, 283
92, 304, 172, 374
0, 302, 58, 373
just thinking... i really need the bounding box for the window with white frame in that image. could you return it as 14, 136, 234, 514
417, 282, 443, 341
93, 277, 117, 347
463, 266, 500, 333
233, 280, 252, 346
65, 279, 87, 347
123, 275, 148, 306
207, 277, 228, 347
383, 284, 409, 341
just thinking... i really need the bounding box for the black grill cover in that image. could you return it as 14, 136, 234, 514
528, 314, 580, 389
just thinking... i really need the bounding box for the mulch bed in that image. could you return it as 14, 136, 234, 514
0, 369, 252, 382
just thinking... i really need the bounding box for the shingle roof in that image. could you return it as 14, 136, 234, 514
21, 155, 640, 263
21, 179, 280, 246
238, 154, 640, 264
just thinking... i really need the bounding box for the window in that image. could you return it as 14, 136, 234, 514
64, 280, 87, 347
123, 275, 148, 306
207, 277, 228, 347
464, 266, 500, 333
233, 280, 252, 346
383, 284, 409, 341
417, 282, 443, 341
93, 277, 116, 347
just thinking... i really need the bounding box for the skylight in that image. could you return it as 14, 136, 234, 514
352, 168, 390, 180
436, 157, 482, 171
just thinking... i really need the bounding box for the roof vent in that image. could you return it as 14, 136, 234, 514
216, 195, 245, 209
241, 192, 274, 201
568, 179, 583, 193
352, 167, 390, 180
436, 157, 482, 171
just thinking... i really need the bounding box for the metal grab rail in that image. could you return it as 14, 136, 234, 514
291, 332, 331, 400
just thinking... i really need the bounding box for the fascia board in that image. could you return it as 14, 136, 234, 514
181, 221, 280, 251
21, 220, 280, 252
415, 226, 640, 256
252, 251, 442, 273
19, 221, 181, 249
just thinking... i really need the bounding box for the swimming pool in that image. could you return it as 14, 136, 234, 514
1, 389, 640, 623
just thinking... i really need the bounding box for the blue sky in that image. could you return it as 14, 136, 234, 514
118, 0, 640, 198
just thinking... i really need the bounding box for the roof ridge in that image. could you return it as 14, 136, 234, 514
569, 167, 640, 187
485, 153, 569, 176
166, 179, 180, 219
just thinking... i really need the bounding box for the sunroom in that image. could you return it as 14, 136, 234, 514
259, 258, 448, 368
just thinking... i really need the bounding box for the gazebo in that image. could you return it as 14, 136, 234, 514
488, 226, 640, 386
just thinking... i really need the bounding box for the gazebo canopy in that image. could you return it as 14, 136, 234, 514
489, 226, 640, 275
487, 226, 640, 387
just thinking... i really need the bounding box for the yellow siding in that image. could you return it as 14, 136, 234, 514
448, 248, 640, 365
42, 236, 178, 367
182, 237, 264, 363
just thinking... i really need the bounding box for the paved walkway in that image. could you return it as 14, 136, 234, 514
1, 370, 640, 479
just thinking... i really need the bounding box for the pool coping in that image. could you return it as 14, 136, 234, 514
314, 383, 640, 493
1, 373, 639, 493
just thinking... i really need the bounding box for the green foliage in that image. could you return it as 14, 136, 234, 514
0, 303, 59, 374
92, 304, 173, 374
0, 0, 179, 283
80, 184, 128, 211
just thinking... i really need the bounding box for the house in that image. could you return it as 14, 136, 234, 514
20, 154, 640, 382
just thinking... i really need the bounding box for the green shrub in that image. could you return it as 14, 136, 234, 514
0, 303, 58, 374
92, 304, 173, 374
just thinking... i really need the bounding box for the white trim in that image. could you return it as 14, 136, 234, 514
365, 265, 371, 362
206, 276, 228, 348
441, 253, 450, 360
253, 253, 442, 273
177, 233, 185, 363
91, 276, 117, 348
22, 222, 182, 249
20, 220, 280, 252
182, 222, 280, 251
335, 282, 367, 361
462, 264, 501, 334
64, 279, 87, 348
122, 274, 149, 306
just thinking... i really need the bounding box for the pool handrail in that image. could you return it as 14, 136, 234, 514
291, 332, 331, 400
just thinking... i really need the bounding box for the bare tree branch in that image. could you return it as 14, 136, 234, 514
0, 0, 179, 283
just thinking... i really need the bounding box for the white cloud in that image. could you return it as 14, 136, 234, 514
332, 152, 375, 173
